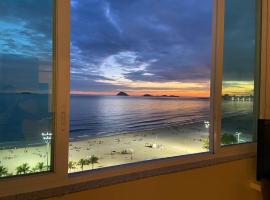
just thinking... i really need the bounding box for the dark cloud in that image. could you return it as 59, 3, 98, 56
222, 0, 257, 82
0, 0, 53, 60
0, 0, 53, 39
0, 0, 257, 94
71, 0, 213, 91
71, 79, 128, 92
0, 54, 40, 93
0, 1, 53, 94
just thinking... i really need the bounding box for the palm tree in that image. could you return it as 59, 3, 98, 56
31, 167, 37, 173
0, 166, 8, 177
202, 138, 209, 150
16, 163, 30, 175
77, 159, 88, 171
36, 162, 45, 172
88, 155, 99, 170
16, 166, 24, 175
68, 161, 77, 172
221, 133, 237, 145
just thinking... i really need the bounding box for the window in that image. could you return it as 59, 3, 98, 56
0, 0, 266, 198
0, 0, 54, 177
221, 0, 259, 145
69, 0, 213, 172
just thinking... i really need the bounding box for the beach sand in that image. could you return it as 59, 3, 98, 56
0, 122, 209, 175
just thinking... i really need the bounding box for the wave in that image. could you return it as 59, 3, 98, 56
69, 96, 213, 139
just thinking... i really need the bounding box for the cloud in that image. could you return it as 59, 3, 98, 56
222, 0, 257, 82
71, 0, 213, 93
103, 2, 123, 34
0, 0, 53, 61
0, 0, 257, 95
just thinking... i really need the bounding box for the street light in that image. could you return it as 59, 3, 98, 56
41, 132, 52, 170
235, 132, 242, 143
204, 121, 210, 129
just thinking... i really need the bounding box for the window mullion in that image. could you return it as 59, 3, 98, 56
53, 0, 70, 178
260, 0, 270, 119
211, 0, 225, 154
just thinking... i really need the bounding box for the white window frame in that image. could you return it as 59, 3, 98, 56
0, 0, 266, 198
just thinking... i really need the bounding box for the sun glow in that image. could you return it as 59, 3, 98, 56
71, 80, 210, 97
222, 81, 254, 96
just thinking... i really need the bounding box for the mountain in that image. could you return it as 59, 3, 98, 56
116, 91, 129, 96
143, 94, 153, 97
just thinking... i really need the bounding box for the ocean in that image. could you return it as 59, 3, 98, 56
70, 95, 255, 141
0, 93, 52, 146
0, 94, 255, 145
70, 95, 210, 139
221, 100, 255, 141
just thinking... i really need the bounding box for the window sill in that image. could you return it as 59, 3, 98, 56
249, 181, 262, 192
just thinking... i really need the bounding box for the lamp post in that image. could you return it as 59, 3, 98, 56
204, 121, 210, 129
41, 132, 52, 170
235, 132, 242, 143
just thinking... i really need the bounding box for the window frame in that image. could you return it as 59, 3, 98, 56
0, 0, 265, 198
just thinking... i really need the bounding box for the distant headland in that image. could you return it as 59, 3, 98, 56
116, 92, 181, 98
143, 94, 153, 97
144, 94, 179, 98
161, 95, 179, 98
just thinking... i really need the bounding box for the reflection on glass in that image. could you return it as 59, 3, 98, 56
69, 0, 213, 173
221, 0, 258, 145
0, 0, 54, 177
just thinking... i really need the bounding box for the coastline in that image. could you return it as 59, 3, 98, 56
70, 119, 208, 141
0, 121, 209, 175
69, 121, 209, 172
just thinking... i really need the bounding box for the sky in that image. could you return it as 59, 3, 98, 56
0, 0, 257, 96
71, 0, 213, 97
0, 0, 53, 93
0, 0, 52, 61
222, 0, 257, 96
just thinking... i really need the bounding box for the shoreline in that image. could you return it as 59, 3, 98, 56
69, 122, 209, 171
0, 121, 209, 175
70, 119, 208, 142
0, 120, 208, 149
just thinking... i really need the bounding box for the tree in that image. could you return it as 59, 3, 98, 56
36, 162, 45, 172
88, 155, 99, 170
16, 163, 30, 175
202, 138, 209, 150
221, 133, 237, 145
68, 161, 77, 172
77, 159, 89, 171
0, 166, 8, 177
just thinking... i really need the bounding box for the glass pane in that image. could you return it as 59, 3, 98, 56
221, 0, 259, 145
0, 0, 54, 177
69, 0, 213, 173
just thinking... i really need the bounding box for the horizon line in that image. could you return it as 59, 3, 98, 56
70, 91, 210, 98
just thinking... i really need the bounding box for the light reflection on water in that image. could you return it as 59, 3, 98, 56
70, 95, 210, 138
221, 100, 255, 142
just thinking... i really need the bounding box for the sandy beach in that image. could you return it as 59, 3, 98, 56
0, 122, 209, 175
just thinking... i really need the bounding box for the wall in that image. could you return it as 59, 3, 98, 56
48, 158, 261, 200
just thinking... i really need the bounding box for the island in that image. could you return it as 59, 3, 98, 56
116, 91, 129, 96
20, 92, 33, 95
143, 94, 153, 97
160, 95, 179, 98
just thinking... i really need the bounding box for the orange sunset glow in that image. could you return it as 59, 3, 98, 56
71, 89, 210, 97
71, 80, 210, 97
